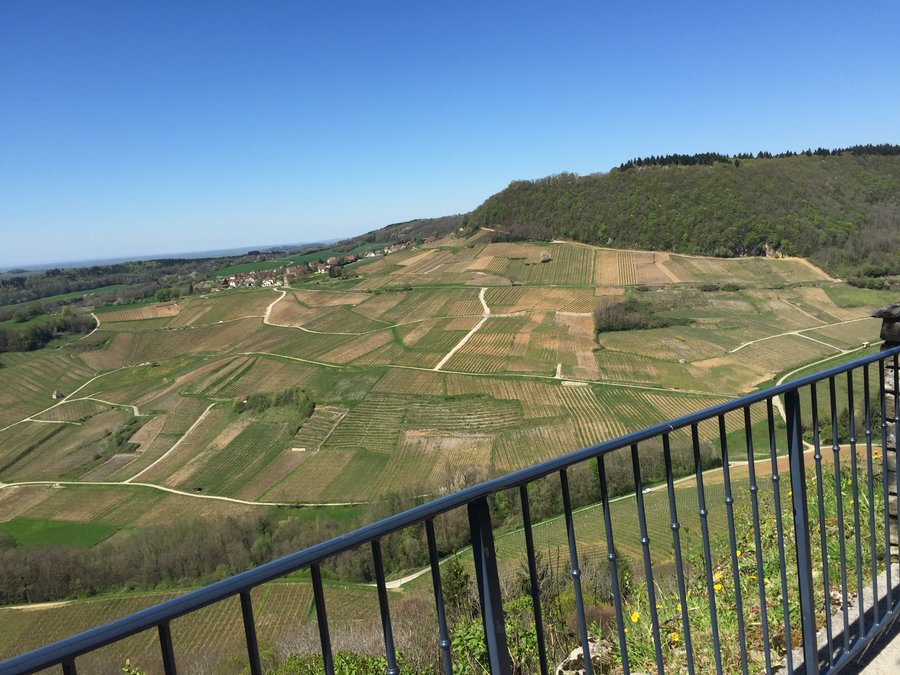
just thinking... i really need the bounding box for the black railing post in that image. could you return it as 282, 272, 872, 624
786, 389, 819, 671
158, 621, 177, 675
239, 591, 262, 675
467, 497, 511, 675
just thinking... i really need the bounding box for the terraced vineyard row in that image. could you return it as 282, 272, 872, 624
405, 396, 522, 433
291, 405, 347, 451
322, 397, 407, 454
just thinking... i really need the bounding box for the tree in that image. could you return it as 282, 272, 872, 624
154, 287, 180, 302
539, 250, 551, 263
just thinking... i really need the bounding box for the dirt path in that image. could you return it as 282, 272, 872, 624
434, 288, 491, 371
0, 479, 369, 508
125, 402, 217, 483
77, 313, 100, 340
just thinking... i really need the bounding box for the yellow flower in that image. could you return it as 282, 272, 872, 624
714, 583, 723, 592
713, 571, 721, 582
630, 611, 640, 623
670, 631, 680, 642
676, 603, 682, 612
749, 575, 757, 582
736, 549, 742, 557
764, 577, 769, 584
624, 627, 629, 634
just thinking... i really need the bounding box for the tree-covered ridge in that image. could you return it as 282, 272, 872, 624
464, 151, 900, 276
617, 143, 900, 170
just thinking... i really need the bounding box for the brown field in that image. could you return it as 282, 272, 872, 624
319, 330, 394, 363
266, 290, 319, 326
98, 303, 180, 323
372, 368, 445, 396
350, 291, 406, 320
77, 331, 135, 371
664, 253, 832, 285
291, 289, 370, 307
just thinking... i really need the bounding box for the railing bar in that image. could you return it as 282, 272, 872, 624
767, 397, 794, 673
61, 659, 76, 675
718, 414, 749, 675
630, 443, 665, 674
467, 498, 511, 674
864, 364, 880, 626
880, 359, 892, 607
158, 621, 177, 675
4, 345, 898, 675
311, 564, 334, 675
239, 591, 262, 675
848, 370, 867, 640
830, 375, 852, 655
561, 468, 595, 675
519, 485, 549, 675
663, 433, 695, 675
598, 455, 630, 675
810, 382, 834, 666
692, 423, 723, 674
787, 389, 819, 672
372, 539, 400, 675
743, 405, 772, 673
425, 520, 454, 675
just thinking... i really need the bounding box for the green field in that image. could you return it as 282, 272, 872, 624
0, 517, 117, 547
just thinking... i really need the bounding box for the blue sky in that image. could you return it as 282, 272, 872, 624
1, 1, 898, 267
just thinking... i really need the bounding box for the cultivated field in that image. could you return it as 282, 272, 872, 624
0, 235, 888, 663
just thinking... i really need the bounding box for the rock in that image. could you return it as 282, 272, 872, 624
872, 303, 900, 321
874, 303, 900, 343
556, 637, 609, 675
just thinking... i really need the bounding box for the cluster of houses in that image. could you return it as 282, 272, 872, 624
218, 241, 420, 289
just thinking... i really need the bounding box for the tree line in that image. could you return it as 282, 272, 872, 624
0, 310, 96, 354
617, 143, 900, 170
464, 150, 900, 277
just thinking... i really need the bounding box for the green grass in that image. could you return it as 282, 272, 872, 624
821, 283, 898, 308
0, 517, 117, 548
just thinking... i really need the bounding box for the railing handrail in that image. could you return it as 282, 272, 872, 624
3, 343, 898, 673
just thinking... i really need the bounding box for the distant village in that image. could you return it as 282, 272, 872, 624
218, 240, 419, 289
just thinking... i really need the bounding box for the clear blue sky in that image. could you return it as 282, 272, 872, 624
2, 1, 899, 267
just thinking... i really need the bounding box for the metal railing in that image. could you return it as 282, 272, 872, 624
3, 345, 900, 674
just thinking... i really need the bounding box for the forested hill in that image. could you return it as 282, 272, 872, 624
463, 148, 900, 276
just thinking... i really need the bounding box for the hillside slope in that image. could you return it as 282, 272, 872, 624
464, 152, 900, 276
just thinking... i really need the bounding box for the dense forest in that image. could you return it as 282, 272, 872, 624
464, 146, 900, 277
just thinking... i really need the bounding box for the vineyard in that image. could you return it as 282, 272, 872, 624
0, 233, 890, 665
0, 582, 383, 671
